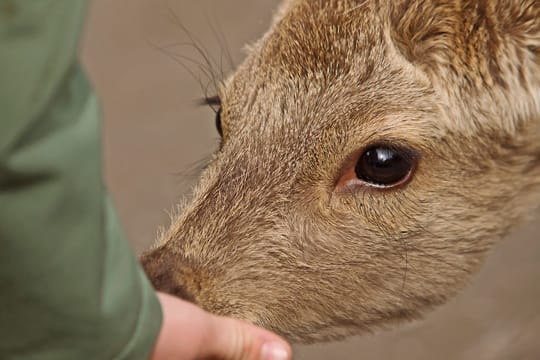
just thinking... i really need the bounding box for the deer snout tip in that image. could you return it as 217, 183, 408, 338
140, 249, 196, 304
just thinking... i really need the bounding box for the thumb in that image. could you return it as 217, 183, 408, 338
202, 315, 292, 360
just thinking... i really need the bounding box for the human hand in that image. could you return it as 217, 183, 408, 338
150, 292, 292, 360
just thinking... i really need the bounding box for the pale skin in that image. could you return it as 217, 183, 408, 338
150, 293, 292, 360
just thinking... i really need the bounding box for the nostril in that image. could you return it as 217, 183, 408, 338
168, 283, 196, 303
139, 249, 196, 304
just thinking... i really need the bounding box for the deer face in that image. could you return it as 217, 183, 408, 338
142, 0, 540, 342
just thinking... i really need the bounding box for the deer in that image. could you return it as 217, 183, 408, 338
141, 0, 540, 343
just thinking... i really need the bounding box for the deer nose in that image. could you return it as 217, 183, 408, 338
140, 248, 196, 304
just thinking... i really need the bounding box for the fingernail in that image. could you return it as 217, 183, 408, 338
261, 341, 290, 360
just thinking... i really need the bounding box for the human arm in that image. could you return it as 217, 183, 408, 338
0, 2, 161, 358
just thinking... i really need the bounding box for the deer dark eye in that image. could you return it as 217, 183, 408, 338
355, 145, 416, 187
215, 108, 223, 137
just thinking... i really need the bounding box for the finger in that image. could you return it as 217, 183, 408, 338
201, 315, 292, 360
152, 293, 212, 360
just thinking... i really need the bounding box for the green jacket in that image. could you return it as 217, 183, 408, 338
0, 1, 162, 359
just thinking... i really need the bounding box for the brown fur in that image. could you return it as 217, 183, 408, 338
141, 0, 540, 343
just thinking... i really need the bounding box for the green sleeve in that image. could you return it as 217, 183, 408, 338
0, 1, 162, 359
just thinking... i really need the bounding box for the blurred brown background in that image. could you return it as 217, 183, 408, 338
81, 0, 540, 359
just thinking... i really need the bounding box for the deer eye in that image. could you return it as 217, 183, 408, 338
201, 95, 223, 137
215, 107, 223, 137
355, 145, 416, 187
